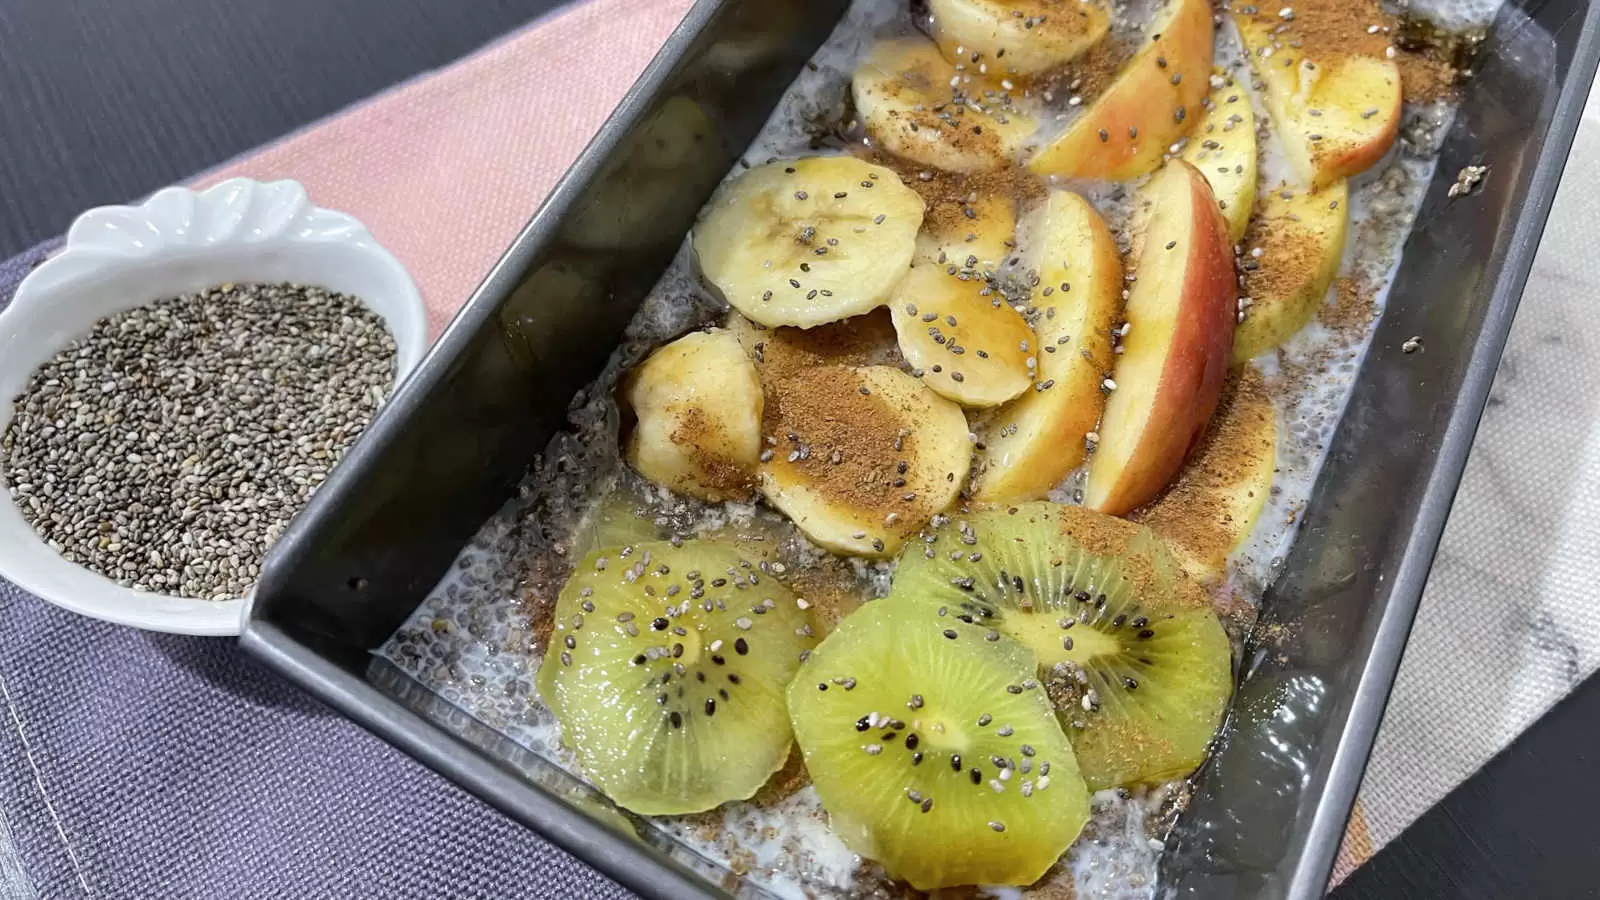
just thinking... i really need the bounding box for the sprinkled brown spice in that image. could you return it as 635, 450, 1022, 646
1239, 193, 1325, 310
670, 406, 756, 501
1396, 42, 1461, 104
1319, 275, 1377, 338
860, 47, 1025, 163
1235, 0, 1395, 68
893, 166, 1045, 241
736, 309, 901, 379
782, 557, 866, 636
1134, 367, 1276, 579
762, 364, 921, 524
1037, 31, 1130, 109
999, 503, 1211, 613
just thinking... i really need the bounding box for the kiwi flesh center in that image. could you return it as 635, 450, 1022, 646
1006, 610, 1121, 668
909, 709, 972, 754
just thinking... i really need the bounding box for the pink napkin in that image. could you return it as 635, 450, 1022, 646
195, 0, 695, 339
188, 0, 1377, 886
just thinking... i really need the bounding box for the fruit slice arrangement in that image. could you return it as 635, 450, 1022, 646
537, 540, 815, 815
1085, 160, 1236, 516
560, 0, 1453, 886
788, 600, 1091, 890
1181, 73, 1258, 243
758, 364, 971, 558
1136, 366, 1278, 581
1234, 181, 1350, 363
887, 503, 1233, 790
888, 264, 1036, 408
623, 328, 764, 503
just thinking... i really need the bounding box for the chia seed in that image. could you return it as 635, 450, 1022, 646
0, 282, 395, 600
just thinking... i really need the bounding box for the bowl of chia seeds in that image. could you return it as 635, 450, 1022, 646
0, 178, 428, 635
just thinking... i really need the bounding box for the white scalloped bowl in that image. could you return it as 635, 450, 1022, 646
0, 178, 427, 636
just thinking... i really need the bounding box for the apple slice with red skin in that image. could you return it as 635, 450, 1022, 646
1084, 160, 1236, 516
1027, 0, 1214, 182
1233, 2, 1402, 189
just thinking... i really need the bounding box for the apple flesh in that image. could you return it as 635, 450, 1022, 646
973, 190, 1122, 501
1180, 75, 1258, 243
1234, 180, 1349, 362
1134, 365, 1277, 580
1028, 0, 1213, 181
1233, 7, 1402, 188
1084, 161, 1236, 516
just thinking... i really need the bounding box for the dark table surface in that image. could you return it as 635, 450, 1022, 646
0, 0, 569, 257
5, 0, 1600, 897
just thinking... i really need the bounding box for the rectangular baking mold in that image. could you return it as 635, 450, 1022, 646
241, 0, 1600, 896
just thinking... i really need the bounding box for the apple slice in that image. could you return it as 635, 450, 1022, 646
1084, 161, 1235, 516
972, 190, 1122, 501
927, 0, 1112, 78
1181, 73, 1258, 242
1234, 180, 1349, 361
889, 264, 1036, 408
1028, 0, 1213, 181
1135, 365, 1276, 581
1233, 4, 1402, 188
853, 37, 1035, 175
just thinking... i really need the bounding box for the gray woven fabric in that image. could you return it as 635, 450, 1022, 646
0, 243, 633, 899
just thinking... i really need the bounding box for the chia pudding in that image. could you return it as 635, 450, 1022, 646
377, 0, 1500, 896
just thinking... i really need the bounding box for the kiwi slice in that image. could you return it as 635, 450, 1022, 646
787, 601, 1090, 890
570, 486, 667, 561
887, 502, 1233, 791
537, 539, 815, 815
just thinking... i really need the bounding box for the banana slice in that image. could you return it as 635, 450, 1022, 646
972, 190, 1122, 501
889, 265, 1035, 408
912, 174, 1021, 275
759, 365, 971, 557
853, 37, 1035, 175
928, 0, 1112, 77
1181, 74, 1257, 243
693, 157, 925, 328
623, 329, 763, 502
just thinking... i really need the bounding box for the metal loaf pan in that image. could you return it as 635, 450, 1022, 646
240, 1, 1600, 897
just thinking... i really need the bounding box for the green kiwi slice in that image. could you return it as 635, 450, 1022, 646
787, 601, 1090, 890
887, 502, 1233, 791
537, 539, 815, 815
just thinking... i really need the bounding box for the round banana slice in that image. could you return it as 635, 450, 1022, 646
623, 329, 763, 502
759, 365, 971, 558
693, 157, 925, 329
852, 37, 1035, 175
889, 265, 1035, 408
929, 0, 1112, 77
